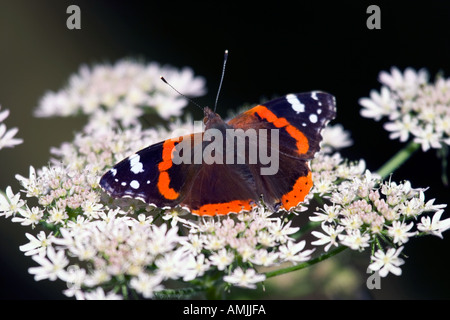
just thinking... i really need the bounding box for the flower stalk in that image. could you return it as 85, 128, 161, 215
264, 246, 347, 279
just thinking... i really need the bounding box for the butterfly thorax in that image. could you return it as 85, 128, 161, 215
203, 107, 228, 130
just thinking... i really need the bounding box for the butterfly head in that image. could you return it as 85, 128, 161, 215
203, 106, 223, 128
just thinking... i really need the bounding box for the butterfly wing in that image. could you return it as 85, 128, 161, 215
229, 92, 336, 159
228, 92, 336, 210
100, 135, 194, 207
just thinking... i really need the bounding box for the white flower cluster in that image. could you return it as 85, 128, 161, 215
34, 59, 206, 130
308, 154, 448, 277
1, 117, 329, 298
180, 208, 315, 289
0, 106, 23, 150
359, 67, 450, 151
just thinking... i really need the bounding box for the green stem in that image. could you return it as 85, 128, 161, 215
264, 246, 347, 279
376, 141, 421, 179
154, 285, 208, 299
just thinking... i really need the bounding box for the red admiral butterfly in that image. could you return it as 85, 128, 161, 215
100, 56, 336, 216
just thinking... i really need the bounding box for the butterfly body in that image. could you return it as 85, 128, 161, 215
100, 92, 336, 216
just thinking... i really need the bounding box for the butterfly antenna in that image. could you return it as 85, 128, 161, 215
160, 76, 203, 111
214, 49, 229, 113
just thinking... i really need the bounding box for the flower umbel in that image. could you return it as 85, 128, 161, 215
34, 59, 206, 130
359, 67, 450, 152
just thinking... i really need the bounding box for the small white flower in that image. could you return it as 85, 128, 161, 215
417, 210, 450, 239
412, 123, 442, 151
81, 201, 104, 219
148, 224, 184, 255
48, 207, 69, 224
180, 234, 204, 255
387, 221, 416, 245
278, 240, 314, 263
182, 254, 210, 281
310, 204, 340, 223
423, 197, 447, 212
151, 94, 187, 120
209, 248, 234, 271
383, 114, 417, 142
155, 249, 188, 280
11, 206, 44, 227
112, 102, 143, 127
19, 231, 52, 257
339, 229, 371, 251
0, 186, 26, 218
268, 220, 299, 244
321, 124, 353, 151
130, 273, 164, 299
249, 249, 279, 267
0, 106, 23, 150
369, 246, 405, 277
236, 244, 256, 262
162, 207, 189, 227
311, 223, 344, 252
256, 230, 275, 247
359, 87, 397, 121
63, 266, 88, 299
223, 267, 265, 289
15, 166, 42, 197
28, 246, 69, 281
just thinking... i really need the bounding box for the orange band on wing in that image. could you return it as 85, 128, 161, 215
157, 172, 179, 200
280, 171, 313, 210
158, 139, 177, 171
191, 200, 254, 216
250, 105, 309, 155
157, 139, 180, 200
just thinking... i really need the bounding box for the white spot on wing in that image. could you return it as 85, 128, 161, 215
129, 154, 144, 174
110, 168, 117, 176
286, 94, 305, 113
130, 180, 140, 189
311, 91, 319, 100
309, 114, 318, 123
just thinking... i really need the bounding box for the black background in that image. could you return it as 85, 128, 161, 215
0, 1, 449, 299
